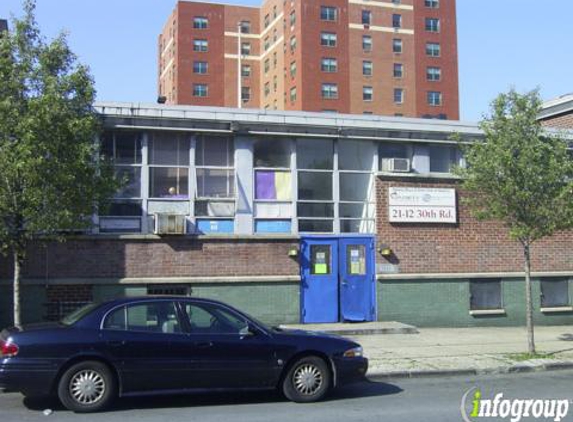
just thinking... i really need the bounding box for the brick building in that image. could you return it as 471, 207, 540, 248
0, 19, 7, 33
158, 0, 459, 119
1, 103, 572, 328
539, 93, 573, 129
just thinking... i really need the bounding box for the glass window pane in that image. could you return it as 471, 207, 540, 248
430, 145, 456, 173
196, 168, 235, 198
341, 219, 374, 233
298, 172, 332, 200
195, 200, 235, 217
338, 140, 373, 171
149, 134, 190, 166
297, 139, 333, 169
340, 173, 371, 202
101, 201, 142, 217
255, 171, 291, 200
297, 202, 334, 217
339, 203, 368, 219
115, 132, 142, 164
299, 220, 333, 233
125, 302, 181, 333
346, 245, 366, 275
196, 136, 234, 167
254, 139, 291, 168
470, 280, 502, 310
379, 142, 409, 159
310, 245, 331, 275
541, 279, 570, 307
115, 167, 141, 198
150, 167, 189, 198
184, 303, 247, 334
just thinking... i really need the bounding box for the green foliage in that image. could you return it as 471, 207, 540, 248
0, 0, 118, 257
456, 89, 573, 246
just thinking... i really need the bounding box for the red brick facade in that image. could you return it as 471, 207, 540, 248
540, 112, 573, 130
376, 177, 573, 274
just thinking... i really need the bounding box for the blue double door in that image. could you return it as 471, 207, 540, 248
300, 235, 376, 323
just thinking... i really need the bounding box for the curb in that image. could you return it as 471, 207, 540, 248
366, 360, 573, 381
319, 327, 419, 336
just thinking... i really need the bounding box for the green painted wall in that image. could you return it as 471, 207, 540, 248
0, 285, 47, 328
377, 278, 573, 327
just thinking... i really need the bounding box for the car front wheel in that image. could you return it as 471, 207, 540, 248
57, 361, 116, 412
282, 356, 331, 403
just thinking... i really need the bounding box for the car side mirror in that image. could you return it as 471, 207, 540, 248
239, 323, 257, 338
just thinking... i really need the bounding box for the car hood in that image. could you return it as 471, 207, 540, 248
271, 328, 361, 349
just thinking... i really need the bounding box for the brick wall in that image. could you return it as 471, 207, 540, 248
540, 112, 573, 129
376, 176, 573, 274
0, 238, 300, 280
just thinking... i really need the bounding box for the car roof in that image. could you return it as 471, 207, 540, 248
102, 296, 227, 307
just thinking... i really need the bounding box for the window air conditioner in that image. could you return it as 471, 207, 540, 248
387, 158, 411, 173
154, 214, 186, 235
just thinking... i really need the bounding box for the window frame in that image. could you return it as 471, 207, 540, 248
321, 57, 338, 73
193, 39, 208, 52
425, 17, 440, 33
320, 6, 338, 22
362, 35, 372, 52
193, 17, 208, 29
470, 279, 503, 311
426, 42, 441, 57
321, 83, 339, 99
193, 83, 208, 97
193, 61, 208, 75
320, 32, 337, 47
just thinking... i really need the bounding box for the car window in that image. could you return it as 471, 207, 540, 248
103, 302, 182, 334
60, 303, 101, 326
184, 303, 248, 335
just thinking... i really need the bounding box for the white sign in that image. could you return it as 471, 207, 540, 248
388, 187, 457, 223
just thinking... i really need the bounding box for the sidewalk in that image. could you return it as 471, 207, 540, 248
347, 326, 573, 379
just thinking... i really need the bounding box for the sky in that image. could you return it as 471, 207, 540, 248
0, 0, 571, 123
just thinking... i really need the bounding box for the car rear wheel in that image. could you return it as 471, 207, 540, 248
57, 361, 116, 413
282, 356, 331, 403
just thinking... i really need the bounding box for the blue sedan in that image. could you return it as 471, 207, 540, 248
0, 296, 368, 412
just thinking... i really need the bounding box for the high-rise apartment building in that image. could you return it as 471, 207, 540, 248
158, 0, 459, 119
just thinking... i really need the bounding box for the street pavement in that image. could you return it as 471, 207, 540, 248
2, 370, 573, 421
350, 325, 573, 377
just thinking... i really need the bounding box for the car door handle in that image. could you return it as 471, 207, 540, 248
108, 341, 126, 347
195, 342, 213, 348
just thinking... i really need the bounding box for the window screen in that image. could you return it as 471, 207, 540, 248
541, 279, 570, 308
470, 279, 502, 310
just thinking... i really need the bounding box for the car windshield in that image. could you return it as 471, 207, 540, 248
60, 303, 100, 326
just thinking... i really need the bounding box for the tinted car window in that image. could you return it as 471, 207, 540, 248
184, 303, 248, 334
103, 302, 181, 333
60, 303, 101, 326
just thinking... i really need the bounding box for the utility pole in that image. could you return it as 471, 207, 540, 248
237, 22, 242, 109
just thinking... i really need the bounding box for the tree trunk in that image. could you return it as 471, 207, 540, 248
13, 249, 22, 327
524, 242, 536, 354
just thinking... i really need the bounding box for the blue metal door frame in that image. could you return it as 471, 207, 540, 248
300, 235, 376, 323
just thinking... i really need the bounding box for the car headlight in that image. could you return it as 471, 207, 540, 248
343, 346, 363, 358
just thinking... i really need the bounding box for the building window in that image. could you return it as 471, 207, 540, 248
264, 36, 270, 51
290, 36, 297, 52
273, 5, 277, 18
379, 142, 411, 171
273, 52, 277, 68
362, 35, 372, 52
239, 20, 251, 34
320, 32, 337, 47
290, 10, 296, 26
541, 278, 570, 308
290, 87, 297, 102
193, 84, 208, 97
290, 61, 297, 78
470, 279, 502, 311
392, 14, 402, 29
241, 42, 251, 55
392, 0, 401, 3
264, 82, 270, 97
393, 88, 404, 104
264, 14, 270, 28
425, 18, 440, 32
362, 60, 372, 76
321, 83, 338, 99
321, 57, 338, 72
427, 91, 443, 106
393, 63, 403, 78
193, 17, 208, 29
193, 61, 208, 74
241, 64, 251, 77
273, 75, 277, 92
297, 139, 334, 233
254, 138, 292, 203
427, 66, 441, 81
362, 10, 372, 25
193, 39, 208, 52
264, 59, 270, 74
425, 0, 439, 8
363, 86, 373, 101
392, 38, 403, 53
149, 133, 190, 199
320, 6, 338, 21
426, 42, 441, 57
241, 86, 251, 102
195, 135, 234, 199
429, 144, 458, 173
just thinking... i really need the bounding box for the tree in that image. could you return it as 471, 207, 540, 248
456, 89, 573, 354
0, 1, 117, 326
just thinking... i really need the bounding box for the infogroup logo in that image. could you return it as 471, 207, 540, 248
461, 388, 570, 422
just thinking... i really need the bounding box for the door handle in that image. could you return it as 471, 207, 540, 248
195, 342, 213, 348
108, 340, 126, 347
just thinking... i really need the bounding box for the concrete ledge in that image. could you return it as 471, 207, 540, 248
367, 360, 573, 381
540, 306, 573, 313
469, 309, 506, 316
377, 271, 573, 280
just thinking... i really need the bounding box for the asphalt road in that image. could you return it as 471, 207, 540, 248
2, 370, 573, 422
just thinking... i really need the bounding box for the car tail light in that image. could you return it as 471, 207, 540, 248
0, 339, 19, 357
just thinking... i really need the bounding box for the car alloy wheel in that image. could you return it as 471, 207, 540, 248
282, 356, 331, 403
57, 361, 116, 412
